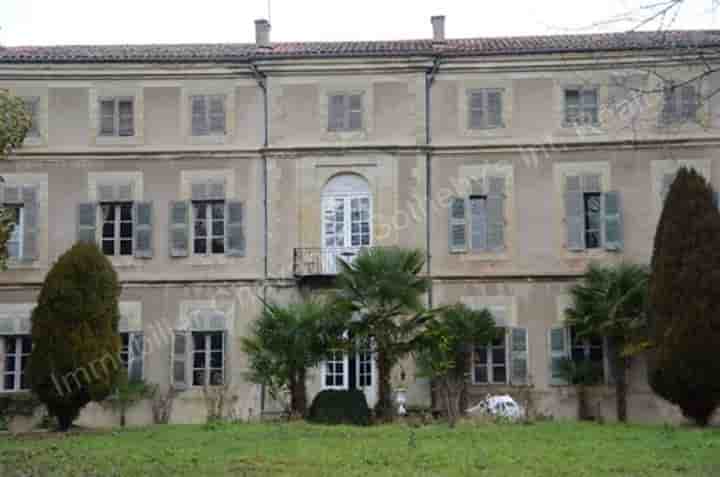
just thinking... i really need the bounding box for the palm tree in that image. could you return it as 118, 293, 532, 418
241, 298, 347, 418
565, 262, 649, 422
334, 247, 431, 421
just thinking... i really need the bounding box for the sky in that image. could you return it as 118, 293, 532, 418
1, 0, 719, 46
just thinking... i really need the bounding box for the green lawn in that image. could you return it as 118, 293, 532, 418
1, 421, 719, 477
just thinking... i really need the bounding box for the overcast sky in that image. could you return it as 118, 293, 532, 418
1, 0, 718, 46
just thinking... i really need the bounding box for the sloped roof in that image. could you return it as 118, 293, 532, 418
1, 30, 719, 63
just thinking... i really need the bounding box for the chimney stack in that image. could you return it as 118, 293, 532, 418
431, 15, 446, 43
255, 19, 271, 48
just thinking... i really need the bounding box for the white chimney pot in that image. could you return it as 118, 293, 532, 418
431, 15, 446, 42
255, 19, 271, 48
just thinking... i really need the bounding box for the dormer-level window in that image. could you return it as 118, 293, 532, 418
564, 87, 598, 126
191, 95, 226, 136
21, 97, 40, 137
328, 93, 363, 132
468, 89, 504, 129
99, 97, 135, 137
661, 82, 699, 124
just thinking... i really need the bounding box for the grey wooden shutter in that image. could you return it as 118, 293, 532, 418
118, 99, 134, 136
487, 176, 506, 252
487, 90, 503, 127
602, 191, 623, 251
77, 202, 97, 243
225, 200, 245, 257
469, 91, 484, 129
661, 85, 676, 124
169, 201, 189, 257
348, 94, 363, 130
23, 98, 40, 136
223, 331, 231, 385
681, 85, 698, 121
191, 96, 208, 136
564, 175, 585, 251
129, 332, 144, 382
449, 197, 468, 253
469, 197, 487, 251
328, 94, 345, 131
134, 201, 153, 258
99, 99, 116, 136
171, 331, 189, 390
510, 327, 528, 386
208, 95, 226, 134
549, 328, 568, 385
21, 185, 39, 261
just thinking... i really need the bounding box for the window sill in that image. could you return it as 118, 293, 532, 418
322, 130, 369, 142
188, 135, 229, 146
461, 126, 511, 138
460, 251, 510, 262
563, 248, 619, 259
95, 136, 144, 147
5, 260, 42, 270
108, 256, 148, 268
181, 255, 245, 266
22, 136, 47, 147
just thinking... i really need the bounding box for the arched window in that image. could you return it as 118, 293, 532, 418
320, 174, 372, 272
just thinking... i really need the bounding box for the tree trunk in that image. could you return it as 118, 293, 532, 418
615, 355, 629, 423
577, 384, 590, 421
443, 379, 457, 428
57, 413, 73, 432
374, 349, 395, 422
289, 369, 308, 418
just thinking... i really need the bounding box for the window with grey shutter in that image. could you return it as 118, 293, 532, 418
129, 333, 144, 382
549, 327, 569, 385
564, 87, 598, 126
225, 201, 245, 256
22, 97, 40, 137
134, 201, 153, 258
680, 85, 699, 121
169, 201, 189, 257
469, 196, 487, 251
487, 176, 506, 252
449, 197, 467, 253
99, 98, 134, 137
510, 327, 528, 386
171, 331, 189, 390
77, 202, 97, 244
21, 185, 39, 261
662, 83, 699, 124
468, 89, 504, 129
564, 176, 585, 251
191, 95, 226, 136
327, 93, 364, 132
602, 191, 623, 251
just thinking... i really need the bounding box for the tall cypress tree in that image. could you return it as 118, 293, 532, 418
648, 167, 720, 426
28, 243, 122, 431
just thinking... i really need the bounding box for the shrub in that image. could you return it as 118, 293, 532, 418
28, 242, 122, 431
308, 390, 371, 426
648, 167, 720, 426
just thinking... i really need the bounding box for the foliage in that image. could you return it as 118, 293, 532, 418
559, 358, 603, 421
307, 390, 371, 426
564, 262, 649, 422
241, 297, 349, 417
648, 167, 720, 426
0, 90, 32, 270
0, 392, 44, 430
416, 303, 499, 427
334, 246, 432, 421
105, 374, 153, 427
1, 422, 720, 476
27, 242, 122, 431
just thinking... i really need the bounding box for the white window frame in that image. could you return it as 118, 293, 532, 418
98, 97, 135, 137
1, 335, 32, 393
191, 330, 225, 387
190, 94, 227, 137
322, 351, 349, 390
467, 88, 505, 130
472, 328, 508, 385
5, 206, 24, 261
191, 199, 226, 256
100, 202, 134, 257
119, 331, 143, 380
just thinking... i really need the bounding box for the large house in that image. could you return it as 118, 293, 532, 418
1, 17, 718, 425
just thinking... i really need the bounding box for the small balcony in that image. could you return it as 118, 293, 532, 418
293, 247, 363, 277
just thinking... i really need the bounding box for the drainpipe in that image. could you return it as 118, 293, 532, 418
425, 56, 440, 309
250, 62, 269, 417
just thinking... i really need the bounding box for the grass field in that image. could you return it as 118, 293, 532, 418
1, 421, 719, 476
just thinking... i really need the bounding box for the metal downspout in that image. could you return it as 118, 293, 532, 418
426, 57, 440, 308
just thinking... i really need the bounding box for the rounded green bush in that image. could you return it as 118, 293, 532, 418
308, 389, 371, 426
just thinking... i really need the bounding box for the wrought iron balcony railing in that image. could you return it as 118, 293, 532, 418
293, 247, 364, 277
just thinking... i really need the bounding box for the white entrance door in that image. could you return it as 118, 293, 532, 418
321, 348, 378, 408
321, 195, 371, 274
356, 348, 378, 408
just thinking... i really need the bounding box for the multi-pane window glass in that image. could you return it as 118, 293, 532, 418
350, 197, 370, 247
324, 351, 346, 388
193, 201, 225, 255
583, 192, 602, 249
101, 203, 133, 256
570, 328, 605, 380
192, 331, 224, 387
357, 350, 373, 387
469, 195, 487, 250
473, 331, 507, 384
120, 332, 143, 381
22, 97, 40, 137
2, 336, 32, 392
662, 83, 699, 124
468, 89, 503, 129
191, 95, 226, 136
99, 98, 134, 137
324, 198, 345, 248
5, 206, 23, 260
328, 93, 363, 131
564, 88, 599, 126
